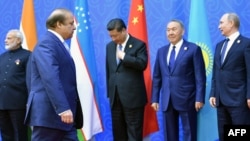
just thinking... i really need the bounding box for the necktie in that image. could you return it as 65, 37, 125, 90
220, 38, 229, 64
119, 44, 123, 51
169, 46, 176, 71
63, 41, 71, 55
117, 44, 122, 64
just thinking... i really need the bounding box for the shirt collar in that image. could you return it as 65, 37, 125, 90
227, 31, 240, 42
48, 29, 65, 43
119, 33, 130, 47
171, 39, 183, 49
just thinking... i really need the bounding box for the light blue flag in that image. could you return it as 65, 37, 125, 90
70, 0, 103, 140
188, 0, 218, 141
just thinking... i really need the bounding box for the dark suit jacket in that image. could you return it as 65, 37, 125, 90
106, 35, 147, 108
0, 47, 30, 110
210, 35, 250, 106
25, 31, 82, 131
151, 40, 206, 111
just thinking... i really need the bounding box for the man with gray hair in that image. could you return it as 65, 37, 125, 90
0, 29, 31, 141
209, 13, 250, 141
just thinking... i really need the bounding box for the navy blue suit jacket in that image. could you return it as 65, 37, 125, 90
210, 35, 250, 106
151, 40, 206, 111
25, 31, 80, 131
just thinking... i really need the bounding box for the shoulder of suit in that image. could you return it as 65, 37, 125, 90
19, 47, 31, 53
128, 35, 145, 44
238, 34, 250, 41
182, 40, 198, 48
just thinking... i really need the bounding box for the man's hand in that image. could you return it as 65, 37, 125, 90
151, 103, 159, 111
117, 50, 125, 60
60, 110, 74, 124
209, 97, 216, 108
247, 99, 250, 109
195, 102, 204, 112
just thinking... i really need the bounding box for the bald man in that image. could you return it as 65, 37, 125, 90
24, 8, 83, 141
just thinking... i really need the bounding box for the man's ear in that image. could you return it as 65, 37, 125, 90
56, 21, 63, 29
16, 38, 22, 45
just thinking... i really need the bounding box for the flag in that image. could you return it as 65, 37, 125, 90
188, 0, 218, 141
128, 0, 159, 137
20, 0, 37, 51
19, 1, 37, 140
71, 0, 103, 140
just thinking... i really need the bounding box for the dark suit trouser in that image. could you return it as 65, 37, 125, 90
111, 90, 144, 141
163, 101, 197, 141
217, 104, 250, 141
31, 126, 78, 141
0, 109, 28, 141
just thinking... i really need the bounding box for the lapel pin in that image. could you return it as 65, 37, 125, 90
184, 47, 188, 50
129, 44, 132, 48
237, 40, 240, 43
15, 59, 20, 65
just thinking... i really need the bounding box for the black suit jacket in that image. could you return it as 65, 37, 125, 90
0, 47, 31, 110
106, 35, 147, 108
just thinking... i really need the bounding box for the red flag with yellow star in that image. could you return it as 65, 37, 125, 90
128, 0, 159, 137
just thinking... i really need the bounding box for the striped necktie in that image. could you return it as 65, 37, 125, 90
220, 38, 229, 64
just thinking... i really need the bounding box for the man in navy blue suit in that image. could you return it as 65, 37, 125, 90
25, 8, 83, 141
151, 19, 206, 141
0, 29, 30, 141
209, 13, 250, 141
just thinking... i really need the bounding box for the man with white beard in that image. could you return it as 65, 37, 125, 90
0, 29, 31, 141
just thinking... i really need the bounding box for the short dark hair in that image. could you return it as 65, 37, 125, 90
46, 8, 71, 29
106, 18, 126, 32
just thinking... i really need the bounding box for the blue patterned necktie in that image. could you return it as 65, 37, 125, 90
169, 46, 176, 71
220, 38, 229, 64
63, 41, 71, 55
117, 44, 122, 64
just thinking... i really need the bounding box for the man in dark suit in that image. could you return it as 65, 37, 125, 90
106, 18, 147, 141
209, 13, 250, 141
151, 19, 206, 141
25, 8, 83, 141
0, 29, 31, 141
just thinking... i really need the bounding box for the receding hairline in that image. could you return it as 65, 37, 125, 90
167, 19, 185, 29
47, 8, 72, 21
46, 8, 73, 29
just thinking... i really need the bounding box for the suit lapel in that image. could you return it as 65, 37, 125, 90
109, 43, 120, 70
222, 35, 242, 65
170, 41, 188, 72
124, 36, 134, 53
47, 31, 76, 72
163, 45, 171, 73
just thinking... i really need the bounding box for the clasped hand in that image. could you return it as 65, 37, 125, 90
117, 50, 125, 60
